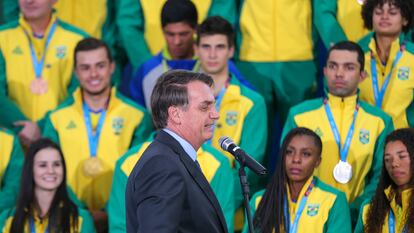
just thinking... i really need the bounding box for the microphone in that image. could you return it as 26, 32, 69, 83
219, 136, 267, 176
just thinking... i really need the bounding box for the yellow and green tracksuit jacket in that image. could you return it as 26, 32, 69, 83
210, 75, 267, 206
282, 93, 394, 220
0, 207, 96, 233
136, 0, 236, 62
0, 128, 24, 211
54, 0, 143, 69
358, 33, 414, 129
355, 187, 412, 233
236, 0, 314, 62
0, 14, 87, 128
42, 87, 154, 211
243, 176, 351, 233
108, 139, 235, 233
314, 0, 370, 48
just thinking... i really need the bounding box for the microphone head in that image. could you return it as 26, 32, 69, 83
218, 136, 233, 150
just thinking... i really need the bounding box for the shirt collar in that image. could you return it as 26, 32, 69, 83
163, 128, 197, 162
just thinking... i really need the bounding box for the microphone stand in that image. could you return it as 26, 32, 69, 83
237, 157, 255, 233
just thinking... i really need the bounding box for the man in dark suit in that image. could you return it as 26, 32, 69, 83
125, 70, 228, 233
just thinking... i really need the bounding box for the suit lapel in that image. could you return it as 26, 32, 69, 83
156, 131, 228, 232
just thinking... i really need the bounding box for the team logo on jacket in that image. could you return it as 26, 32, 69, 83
397, 67, 410, 80
359, 129, 370, 144
112, 117, 124, 135
66, 120, 77, 129
55, 46, 67, 59
225, 111, 238, 126
306, 204, 319, 216
12, 46, 23, 55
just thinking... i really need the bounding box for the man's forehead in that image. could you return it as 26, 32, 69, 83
76, 49, 109, 65
199, 34, 228, 44
327, 50, 359, 64
187, 81, 214, 99
163, 22, 194, 33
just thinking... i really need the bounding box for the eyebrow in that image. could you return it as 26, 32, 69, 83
201, 100, 215, 106
328, 61, 357, 66
384, 150, 408, 156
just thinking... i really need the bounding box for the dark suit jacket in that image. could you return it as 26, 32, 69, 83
125, 130, 228, 233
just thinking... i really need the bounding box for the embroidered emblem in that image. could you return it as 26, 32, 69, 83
225, 111, 238, 126
315, 127, 323, 137
66, 120, 76, 129
112, 117, 124, 135
55, 46, 67, 59
397, 67, 410, 80
359, 129, 370, 144
307, 204, 320, 216
12, 46, 23, 55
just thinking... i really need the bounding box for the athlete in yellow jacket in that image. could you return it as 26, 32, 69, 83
282, 41, 393, 223
0, 0, 86, 140
43, 38, 153, 231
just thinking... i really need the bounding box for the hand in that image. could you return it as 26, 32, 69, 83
14, 121, 41, 147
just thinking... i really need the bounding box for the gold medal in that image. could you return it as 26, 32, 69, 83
83, 157, 103, 177
30, 78, 48, 95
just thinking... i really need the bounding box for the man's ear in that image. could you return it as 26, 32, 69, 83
167, 106, 181, 125
316, 156, 322, 168
109, 61, 116, 75
228, 45, 235, 59
359, 70, 368, 83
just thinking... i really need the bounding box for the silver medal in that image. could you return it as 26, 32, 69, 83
333, 160, 353, 184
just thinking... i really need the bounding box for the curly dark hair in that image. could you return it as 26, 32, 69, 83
253, 127, 322, 233
361, 0, 414, 33
364, 128, 414, 233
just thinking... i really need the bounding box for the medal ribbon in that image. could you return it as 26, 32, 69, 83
370, 43, 404, 108
284, 178, 315, 233
389, 209, 407, 233
83, 103, 106, 157
29, 216, 49, 233
324, 99, 359, 162
23, 20, 58, 78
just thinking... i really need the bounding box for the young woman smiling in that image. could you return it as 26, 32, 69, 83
244, 127, 351, 233
0, 138, 95, 233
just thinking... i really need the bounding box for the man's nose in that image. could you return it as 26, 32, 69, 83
210, 107, 219, 120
